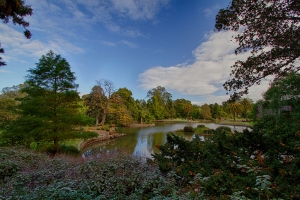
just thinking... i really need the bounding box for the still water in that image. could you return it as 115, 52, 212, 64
83, 122, 247, 158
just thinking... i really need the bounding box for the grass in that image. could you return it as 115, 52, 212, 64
62, 139, 82, 148
219, 120, 253, 127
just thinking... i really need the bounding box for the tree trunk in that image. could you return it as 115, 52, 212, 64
96, 115, 99, 126
54, 138, 58, 155
100, 111, 107, 126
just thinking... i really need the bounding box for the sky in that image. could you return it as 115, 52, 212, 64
0, 0, 272, 105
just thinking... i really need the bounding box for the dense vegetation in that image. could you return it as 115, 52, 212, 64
0, 0, 299, 199
153, 73, 300, 199
0, 147, 206, 199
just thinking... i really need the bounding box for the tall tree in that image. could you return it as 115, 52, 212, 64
173, 98, 192, 119
0, 0, 33, 66
147, 86, 172, 119
216, 0, 300, 96
95, 79, 114, 126
0, 51, 92, 153
200, 104, 212, 120
229, 102, 241, 121
115, 87, 139, 121
239, 98, 253, 121
83, 85, 103, 125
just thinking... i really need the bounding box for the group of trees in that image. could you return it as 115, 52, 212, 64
82, 83, 255, 126
0, 50, 255, 155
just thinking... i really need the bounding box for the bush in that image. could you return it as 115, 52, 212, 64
58, 144, 80, 155
183, 126, 194, 132
197, 124, 205, 128
1, 148, 207, 199
215, 126, 232, 134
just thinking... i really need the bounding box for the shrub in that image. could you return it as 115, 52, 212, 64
197, 124, 205, 128
215, 126, 232, 134
183, 126, 194, 132
58, 144, 80, 155
1, 148, 207, 199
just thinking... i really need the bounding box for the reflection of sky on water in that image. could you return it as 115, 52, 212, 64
84, 123, 249, 158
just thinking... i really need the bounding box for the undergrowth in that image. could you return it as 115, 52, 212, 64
0, 147, 204, 200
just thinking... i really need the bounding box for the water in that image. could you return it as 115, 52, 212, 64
83, 122, 248, 158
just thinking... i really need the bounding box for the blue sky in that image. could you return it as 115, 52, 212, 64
0, 0, 270, 105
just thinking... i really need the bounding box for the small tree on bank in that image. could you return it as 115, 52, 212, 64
0, 51, 93, 153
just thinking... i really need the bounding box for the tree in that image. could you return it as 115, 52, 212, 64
216, 0, 300, 96
200, 104, 211, 120
173, 98, 192, 119
229, 102, 241, 121
0, 83, 26, 121
95, 79, 114, 126
147, 86, 172, 119
239, 98, 253, 121
84, 85, 103, 125
191, 105, 202, 120
0, 0, 33, 66
0, 51, 93, 153
115, 87, 139, 121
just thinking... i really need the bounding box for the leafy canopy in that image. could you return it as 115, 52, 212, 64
216, 0, 300, 96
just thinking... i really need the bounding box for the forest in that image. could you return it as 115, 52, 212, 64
1, 0, 300, 199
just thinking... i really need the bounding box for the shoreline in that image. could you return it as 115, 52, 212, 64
78, 130, 126, 151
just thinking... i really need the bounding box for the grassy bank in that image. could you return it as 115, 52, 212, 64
219, 120, 253, 127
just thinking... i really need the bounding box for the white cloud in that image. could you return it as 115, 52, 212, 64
75, 0, 170, 36
110, 0, 171, 20
0, 69, 11, 73
120, 40, 138, 48
139, 31, 271, 104
101, 41, 117, 47
100, 40, 138, 48
0, 23, 84, 61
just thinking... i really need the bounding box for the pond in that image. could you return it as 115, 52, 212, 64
83, 122, 248, 159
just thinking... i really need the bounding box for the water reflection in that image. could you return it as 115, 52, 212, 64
83, 122, 248, 158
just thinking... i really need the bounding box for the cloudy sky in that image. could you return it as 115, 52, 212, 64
0, 0, 271, 105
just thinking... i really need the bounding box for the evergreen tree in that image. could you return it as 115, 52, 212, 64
1, 51, 93, 153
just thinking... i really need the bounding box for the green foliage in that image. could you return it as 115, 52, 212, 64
0, 51, 93, 154
83, 85, 104, 125
0, 147, 208, 199
197, 124, 205, 128
29, 142, 38, 150
215, 126, 231, 134
147, 86, 172, 119
183, 126, 193, 132
153, 117, 300, 199
200, 103, 212, 120
173, 98, 193, 119
194, 124, 212, 134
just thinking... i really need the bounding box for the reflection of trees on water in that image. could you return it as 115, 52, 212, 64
83, 133, 138, 158
84, 123, 248, 158
147, 132, 166, 155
